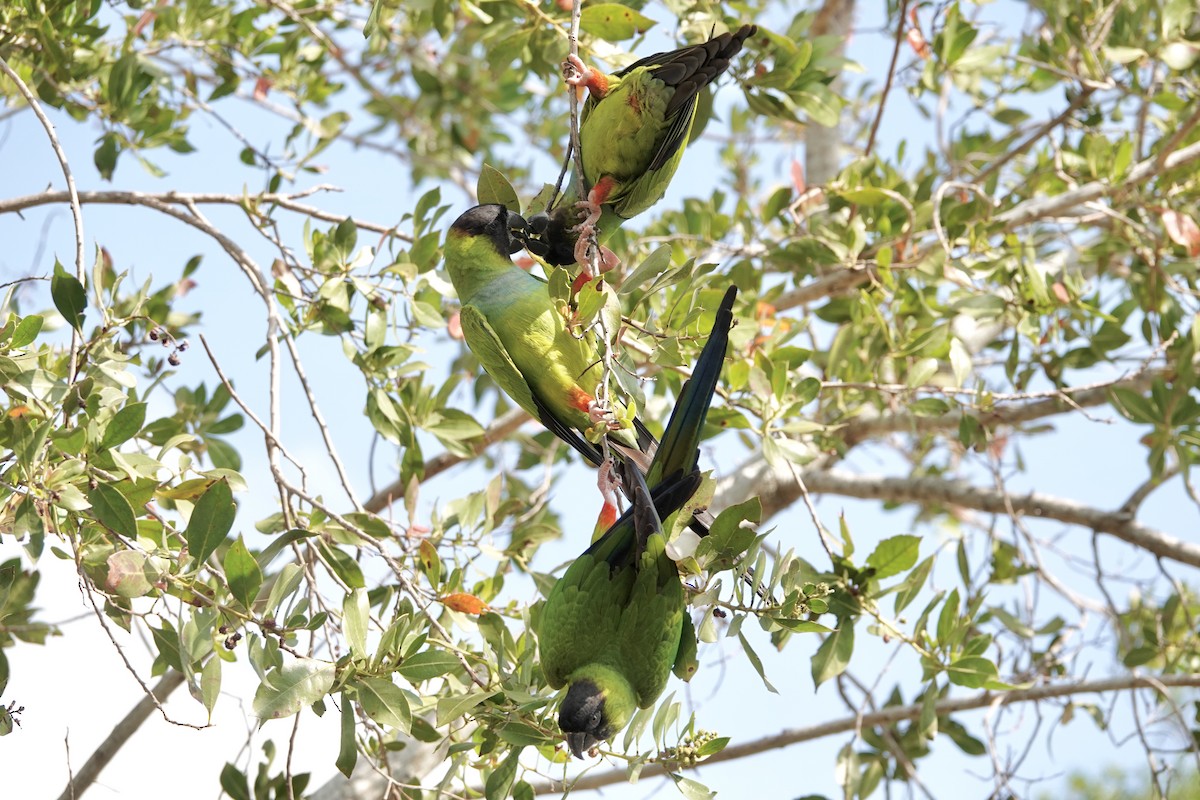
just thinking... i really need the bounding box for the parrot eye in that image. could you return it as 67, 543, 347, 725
589, 711, 602, 729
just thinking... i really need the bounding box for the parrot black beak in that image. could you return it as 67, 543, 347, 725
566, 731, 598, 760
505, 209, 530, 254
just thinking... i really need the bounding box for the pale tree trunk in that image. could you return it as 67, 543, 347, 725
805, 0, 857, 185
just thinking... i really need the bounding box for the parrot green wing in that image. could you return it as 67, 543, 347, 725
458, 304, 539, 417
459, 303, 606, 467
619, 531, 685, 706
539, 551, 633, 689
578, 26, 757, 222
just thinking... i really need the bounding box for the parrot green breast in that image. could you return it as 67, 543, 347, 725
539, 534, 684, 709
579, 69, 695, 220
444, 229, 638, 449
463, 268, 601, 431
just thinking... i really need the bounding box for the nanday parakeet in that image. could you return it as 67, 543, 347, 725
526, 25, 758, 270
538, 285, 737, 758
442, 203, 651, 471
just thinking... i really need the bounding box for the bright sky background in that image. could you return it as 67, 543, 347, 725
2, 1, 1193, 798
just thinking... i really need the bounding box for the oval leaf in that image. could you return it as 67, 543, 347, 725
252, 658, 336, 720
51, 261, 87, 333
477, 164, 520, 212
88, 483, 138, 538
580, 3, 656, 41
187, 479, 236, 566
223, 535, 263, 610
100, 402, 147, 450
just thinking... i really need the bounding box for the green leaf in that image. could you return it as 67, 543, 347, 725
672, 775, 717, 800
201, 655, 222, 719
811, 622, 854, 686
477, 164, 520, 212
317, 540, 365, 589
396, 649, 460, 682
865, 534, 920, 580
737, 631, 777, 693
770, 618, 833, 634
894, 555, 934, 614
1103, 46, 1147, 64
946, 656, 998, 689
355, 676, 412, 732
252, 658, 336, 721
436, 690, 492, 726
1122, 646, 1158, 667
220, 764, 252, 800
100, 402, 147, 450
580, 3, 656, 41
52, 260, 87, 332
10, 315, 43, 349
484, 746, 523, 800
223, 535, 263, 610
187, 479, 235, 566
344, 588, 369, 658
336, 692, 357, 777
618, 245, 672, 296
88, 483, 138, 539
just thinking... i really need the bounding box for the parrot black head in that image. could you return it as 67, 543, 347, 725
558, 678, 612, 759
449, 204, 529, 257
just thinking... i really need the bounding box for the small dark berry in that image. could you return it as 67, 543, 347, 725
168, 353, 181, 366
149, 329, 159, 340
176, 340, 189, 352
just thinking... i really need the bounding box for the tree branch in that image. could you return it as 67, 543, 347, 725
716, 462, 1200, 567
838, 364, 1161, 446
528, 673, 1200, 795
363, 407, 532, 514
774, 138, 1200, 313
56, 671, 185, 800
0, 188, 412, 241
863, 0, 907, 161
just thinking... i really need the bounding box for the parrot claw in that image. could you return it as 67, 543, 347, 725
597, 457, 620, 497
563, 54, 590, 86
572, 197, 603, 233
587, 400, 622, 431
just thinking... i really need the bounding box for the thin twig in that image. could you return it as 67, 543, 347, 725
363, 407, 531, 514
0, 187, 413, 241
56, 671, 186, 800
0, 55, 88, 408
863, 0, 909, 160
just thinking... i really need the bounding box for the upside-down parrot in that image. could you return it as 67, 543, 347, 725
525, 25, 758, 270
538, 285, 737, 758
442, 203, 650, 466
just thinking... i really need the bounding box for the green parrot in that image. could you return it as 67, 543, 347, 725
538, 285, 737, 758
443, 203, 652, 474
526, 25, 758, 270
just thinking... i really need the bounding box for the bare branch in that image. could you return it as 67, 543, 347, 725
0, 55, 88, 401
528, 673, 1200, 795
363, 407, 532, 514
717, 462, 1200, 567
56, 672, 185, 800
863, 0, 908, 161
0, 188, 413, 241
839, 364, 1161, 446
